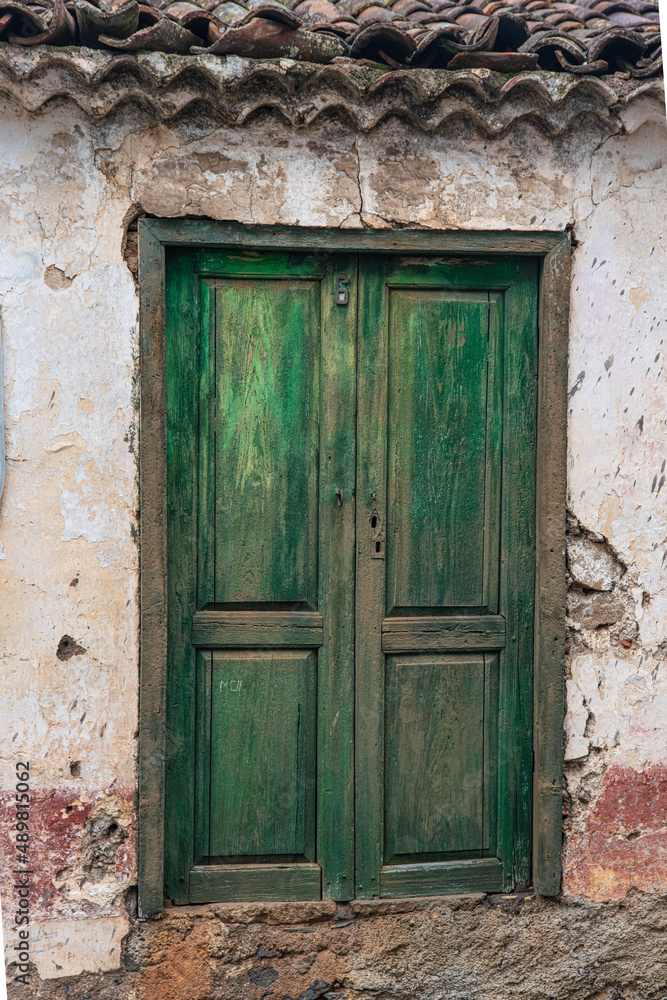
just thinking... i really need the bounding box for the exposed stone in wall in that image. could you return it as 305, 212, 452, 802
563, 511, 667, 902
568, 536, 624, 592
8, 894, 667, 1000
566, 513, 634, 652
52, 793, 134, 908
567, 589, 627, 629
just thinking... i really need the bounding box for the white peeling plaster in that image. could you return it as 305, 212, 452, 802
567, 121, 667, 652
28, 916, 128, 980
565, 652, 667, 766
0, 104, 138, 793
59, 487, 127, 545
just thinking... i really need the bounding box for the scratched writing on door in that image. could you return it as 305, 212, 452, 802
219, 679, 242, 692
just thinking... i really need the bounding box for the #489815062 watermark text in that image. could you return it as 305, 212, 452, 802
12, 761, 32, 986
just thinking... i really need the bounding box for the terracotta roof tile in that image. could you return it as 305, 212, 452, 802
0, 0, 659, 74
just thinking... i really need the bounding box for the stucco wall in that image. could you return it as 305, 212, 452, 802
0, 64, 666, 999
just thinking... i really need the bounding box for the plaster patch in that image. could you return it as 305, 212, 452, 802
0, 787, 135, 923
564, 764, 667, 901
60, 487, 126, 543
566, 652, 667, 765
45, 432, 83, 453
597, 492, 624, 539
29, 915, 129, 979
565, 674, 592, 762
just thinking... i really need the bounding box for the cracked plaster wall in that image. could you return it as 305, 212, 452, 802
0, 89, 665, 996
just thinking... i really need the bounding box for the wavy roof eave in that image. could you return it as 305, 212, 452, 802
0, 41, 663, 134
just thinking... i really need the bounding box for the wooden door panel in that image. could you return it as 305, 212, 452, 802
381, 615, 506, 653
190, 863, 321, 904
384, 654, 485, 860
378, 857, 503, 897
209, 650, 316, 859
384, 652, 500, 865
387, 290, 500, 613
192, 610, 323, 648
213, 278, 319, 607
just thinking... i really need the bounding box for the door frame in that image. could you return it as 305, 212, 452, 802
137, 221, 569, 916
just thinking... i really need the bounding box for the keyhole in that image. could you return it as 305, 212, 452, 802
371, 515, 377, 528
375, 540, 381, 553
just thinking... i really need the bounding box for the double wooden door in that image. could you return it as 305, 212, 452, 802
164, 247, 538, 904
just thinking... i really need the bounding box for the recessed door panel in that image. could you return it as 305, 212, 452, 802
213, 279, 320, 607
209, 650, 316, 859
387, 291, 496, 613
385, 654, 485, 859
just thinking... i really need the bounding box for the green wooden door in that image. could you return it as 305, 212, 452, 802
355, 255, 537, 897
165, 249, 356, 903
164, 248, 537, 903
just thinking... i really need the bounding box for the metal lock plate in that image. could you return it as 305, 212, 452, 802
336, 273, 350, 306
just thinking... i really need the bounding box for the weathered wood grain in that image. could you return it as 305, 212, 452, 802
209, 650, 316, 859
195, 251, 327, 279
151, 220, 564, 257
194, 650, 212, 865
533, 235, 569, 897
190, 863, 322, 903
191, 611, 323, 648
386, 290, 491, 612
381, 615, 506, 652
213, 277, 319, 607
384, 655, 485, 859
316, 254, 357, 900
197, 277, 215, 610
164, 247, 200, 905
379, 858, 503, 897
496, 258, 539, 891
165, 245, 359, 902
138, 221, 169, 917
482, 294, 503, 614
357, 254, 537, 900
355, 257, 389, 898
483, 654, 500, 855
